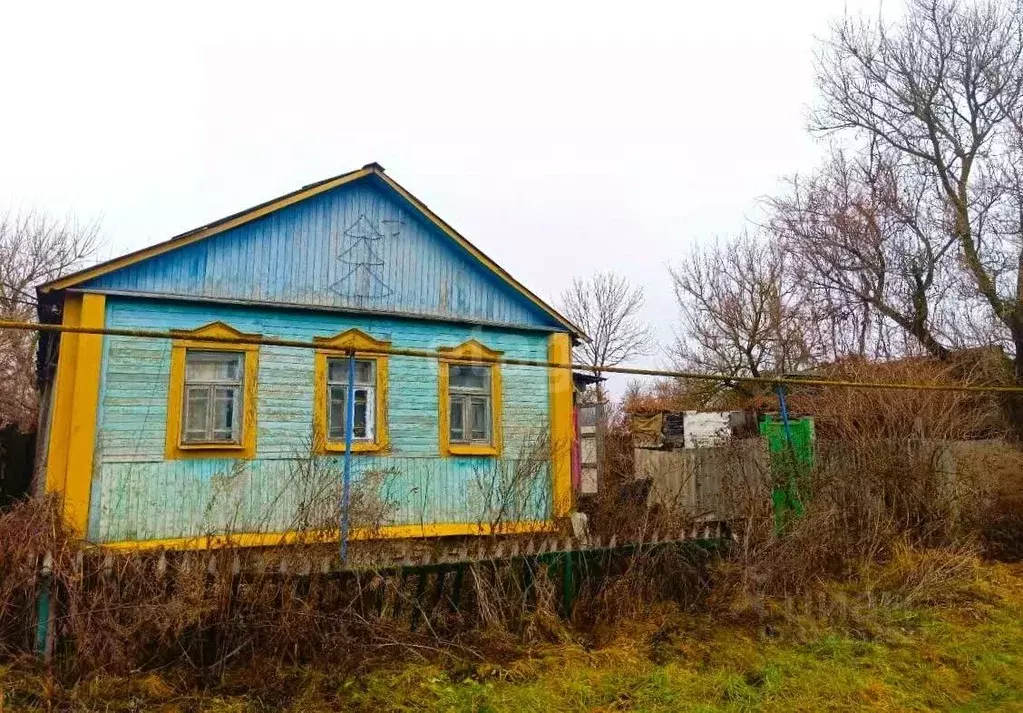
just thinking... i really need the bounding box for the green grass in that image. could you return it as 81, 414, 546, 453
3, 563, 1023, 712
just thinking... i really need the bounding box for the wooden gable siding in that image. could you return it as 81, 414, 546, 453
81, 181, 559, 332
88, 297, 554, 544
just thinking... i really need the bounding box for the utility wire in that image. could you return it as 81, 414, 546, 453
2, 318, 1022, 394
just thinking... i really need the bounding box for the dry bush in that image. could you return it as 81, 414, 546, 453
607, 361, 1023, 628
0, 430, 715, 680
716, 439, 973, 598
785, 358, 1023, 561
0, 495, 74, 658
787, 355, 1009, 441
0, 492, 722, 685
573, 543, 715, 641
6, 399, 1019, 682
0, 525, 718, 682
707, 404, 1021, 625
960, 441, 1023, 561
857, 541, 981, 609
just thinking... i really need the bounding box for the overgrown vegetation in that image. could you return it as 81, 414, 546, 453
2, 556, 1022, 711
3, 390, 1023, 710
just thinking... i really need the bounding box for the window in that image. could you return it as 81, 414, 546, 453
313, 329, 390, 453
439, 340, 503, 456
448, 365, 491, 445
326, 358, 376, 443
165, 321, 260, 460
183, 350, 244, 444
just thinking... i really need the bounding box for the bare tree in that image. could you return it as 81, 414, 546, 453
769, 144, 961, 362
669, 231, 815, 382
806, 0, 1023, 382
0, 210, 99, 428
559, 271, 654, 399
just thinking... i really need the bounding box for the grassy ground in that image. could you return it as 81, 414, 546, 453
3, 562, 1023, 712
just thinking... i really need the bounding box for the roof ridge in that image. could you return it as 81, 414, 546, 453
38, 164, 586, 339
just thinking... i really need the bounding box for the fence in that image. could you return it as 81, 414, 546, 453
16, 523, 726, 663
634, 437, 999, 525
2, 317, 1021, 666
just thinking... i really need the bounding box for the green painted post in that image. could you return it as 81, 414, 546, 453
760, 413, 815, 533
33, 553, 53, 660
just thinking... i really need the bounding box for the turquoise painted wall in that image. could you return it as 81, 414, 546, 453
89, 297, 555, 543
81, 177, 561, 332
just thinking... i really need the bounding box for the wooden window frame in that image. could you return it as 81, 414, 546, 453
313, 329, 390, 454
181, 350, 244, 445
166, 322, 260, 460
438, 340, 503, 457
325, 357, 377, 444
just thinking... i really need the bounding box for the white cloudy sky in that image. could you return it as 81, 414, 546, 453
0, 0, 887, 392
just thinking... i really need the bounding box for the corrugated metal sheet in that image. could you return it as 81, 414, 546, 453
82, 182, 558, 331
89, 297, 553, 542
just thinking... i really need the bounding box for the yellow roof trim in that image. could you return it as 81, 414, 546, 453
373, 171, 585, 337
40, 166, 374, 293
40, 163, 585, 338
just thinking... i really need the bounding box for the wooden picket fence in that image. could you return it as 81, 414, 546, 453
26, 521, 727, 659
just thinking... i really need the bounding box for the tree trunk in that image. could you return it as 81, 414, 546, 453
1009, 337, 1023, 441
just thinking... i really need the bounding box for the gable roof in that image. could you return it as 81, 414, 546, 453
40, 162, 585, 339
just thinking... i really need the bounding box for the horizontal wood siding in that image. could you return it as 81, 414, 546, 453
90, 297, 554, 543
83, 180, 557, 331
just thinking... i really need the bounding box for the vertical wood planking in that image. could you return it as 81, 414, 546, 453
83, 182, 561, 332
91, 297, 554, 543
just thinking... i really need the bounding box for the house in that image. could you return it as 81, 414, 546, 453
35, 163, 585, 549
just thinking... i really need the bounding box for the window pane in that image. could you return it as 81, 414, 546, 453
470, 396, 489, 441
449, 365, 489, 391
327, 359, 346, 383
353, 389, 368, 438
212, 386, 237, 441
449, 398, 465, 442
327, 385, 375, 442
328, 358, 375, 386
183, 386, 209, 442
186, 351, 241, 383
354, 360, 375, 386
328, 386, 346, 441
579, 405, 597, 428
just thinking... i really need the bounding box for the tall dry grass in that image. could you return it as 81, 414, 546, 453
4, 375, 1023, 683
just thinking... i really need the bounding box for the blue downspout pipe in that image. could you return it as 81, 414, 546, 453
340, 351, 356, 562
775, 383, 795, 449
773, 382, 805, 528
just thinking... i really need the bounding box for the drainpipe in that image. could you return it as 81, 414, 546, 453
340, 351, 356, 562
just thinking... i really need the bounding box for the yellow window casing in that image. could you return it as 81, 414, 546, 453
438, 339, 503, 457
165, 322, 260, 460
313, 329, 390, 454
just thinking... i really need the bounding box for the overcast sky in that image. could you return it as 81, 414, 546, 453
1, 0, 886, 393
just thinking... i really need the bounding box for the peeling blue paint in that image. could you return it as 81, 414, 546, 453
82, 180, 560, 332
89, 298, 553, 543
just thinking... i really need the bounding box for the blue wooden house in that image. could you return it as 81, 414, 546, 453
36, 163, 583, 549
